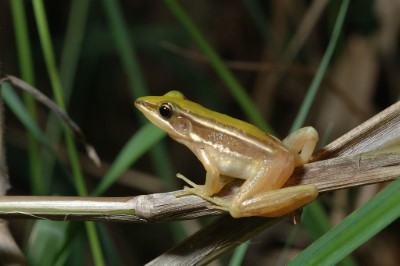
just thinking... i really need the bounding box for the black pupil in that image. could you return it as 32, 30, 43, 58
159, 104, 172, 118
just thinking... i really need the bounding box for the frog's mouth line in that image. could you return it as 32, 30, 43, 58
135, 99, 176, 134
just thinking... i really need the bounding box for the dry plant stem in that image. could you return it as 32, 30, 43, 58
0, 88, 26, 264
0, 147, 398, 223
313, 100, 400, 160
147, 216, 279, 266
0, 221, 26, 265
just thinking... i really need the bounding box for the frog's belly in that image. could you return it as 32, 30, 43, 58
210, 151, 263, 180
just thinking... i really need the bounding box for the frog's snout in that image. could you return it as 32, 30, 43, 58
134, 98, 147, 112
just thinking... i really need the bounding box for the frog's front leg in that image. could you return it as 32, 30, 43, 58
176, 148, 230, 201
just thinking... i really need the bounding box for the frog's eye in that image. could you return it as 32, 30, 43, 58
159, 103, 173, 119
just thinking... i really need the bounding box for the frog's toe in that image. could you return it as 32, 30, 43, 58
206, 204, 230, 212
175, 187, 190, 197
176, 186, 216, 203
176, 173, 199, 188
185, 187, 209, 199
205, 197, 231, 211
175, 186, 199, 197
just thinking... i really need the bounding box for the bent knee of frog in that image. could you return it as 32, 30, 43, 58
304, 185, 319, 199
229, 205, 245, 218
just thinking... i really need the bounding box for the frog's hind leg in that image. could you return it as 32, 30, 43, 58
229, 185, 318, 218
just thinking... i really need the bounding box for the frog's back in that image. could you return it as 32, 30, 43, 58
179, 99, 289, 155
145, 91, 291, 155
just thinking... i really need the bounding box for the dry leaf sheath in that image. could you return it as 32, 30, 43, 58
0, 146, 398, 222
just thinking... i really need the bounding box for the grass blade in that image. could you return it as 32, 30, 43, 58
31, 0, 104, 264
290, 179, 400, 265
164, 0, 273, 133
1, 83, 51, 151
92, 123, 166, 196
290, 0, 350, 132
10, 0, 43, 195
41, 0, 91, 186
100, 0, 177, 189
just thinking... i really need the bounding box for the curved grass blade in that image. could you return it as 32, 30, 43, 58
1, 83, 52, 151
1, 75, 100, 166
92, 123, 166, 196
289, 179, 400, 265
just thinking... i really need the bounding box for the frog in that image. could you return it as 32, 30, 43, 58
135, 91, 319, 219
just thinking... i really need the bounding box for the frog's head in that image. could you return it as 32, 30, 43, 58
135, 91, 193, 139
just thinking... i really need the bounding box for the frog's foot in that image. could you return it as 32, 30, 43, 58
175, 173, 203, 197
204, 198, 230, 212
175, 173, 230, 210
176, 173, 198, 190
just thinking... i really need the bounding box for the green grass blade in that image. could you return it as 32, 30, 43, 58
292, 0, 351, 245
229, 241, 250, 266
85, 222, 105, 266
100, 0, 177, 190
41, 0, 91, 185
31, 0, 66, 110
27, 221, 69, 266
164, 0, 273, 133
290, 0, 350, 132
302, 201, 331, 239
290, 179, 400, 265
242, 0, 270, 41
97, 223, 124, 266
59, 0, 91, 98
32, 0, 104, 264
92, 123, 166, 196
1, 83, 51, 151
32, 0, 88, 196
302, 201, 358, 266
230, 0, 350, 263
10, 0, 35, 84
10, 0, 42, 195
100, 0, 146, 97
289, 2, 355, 265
